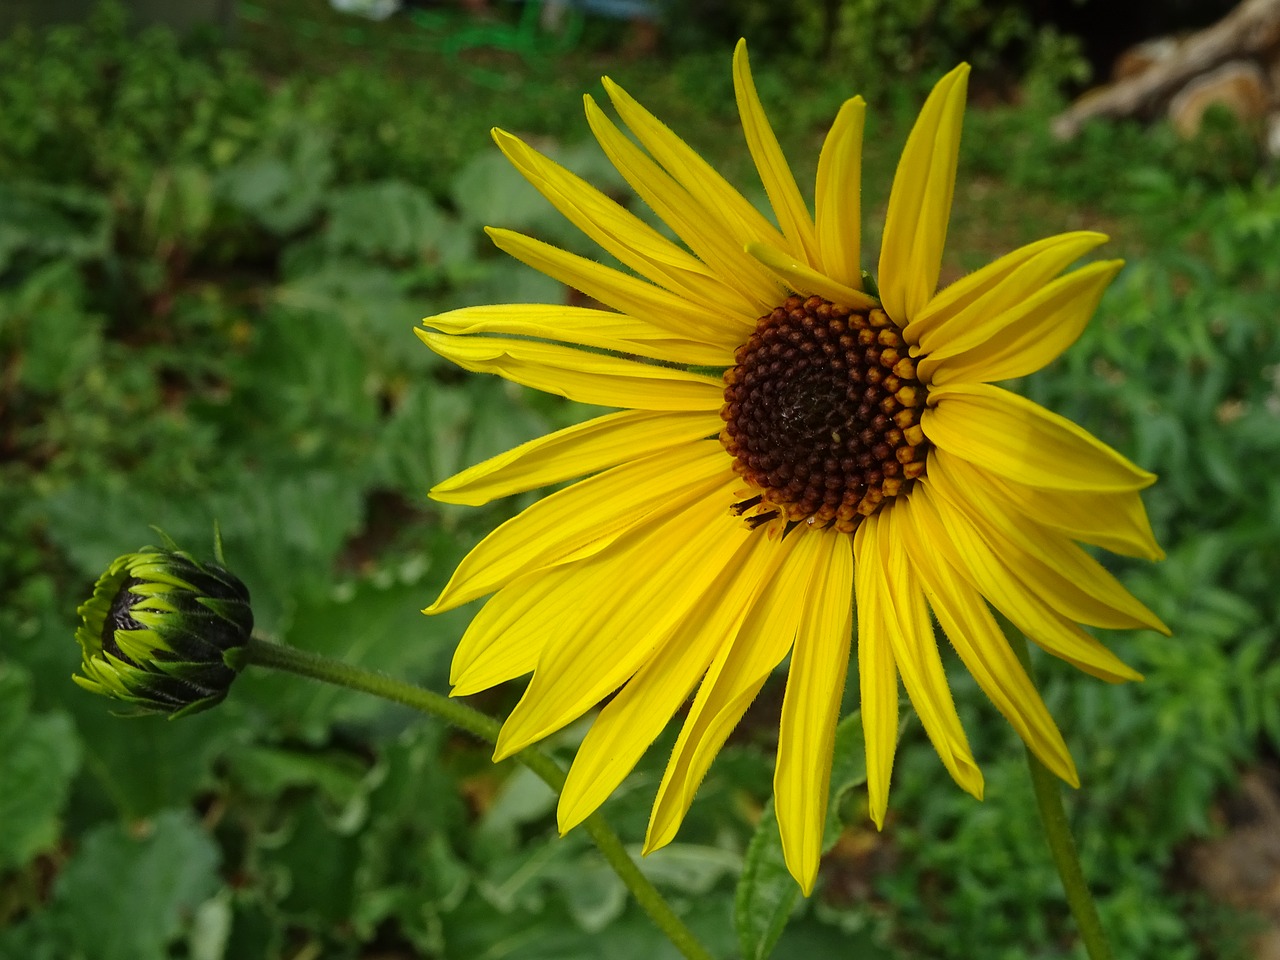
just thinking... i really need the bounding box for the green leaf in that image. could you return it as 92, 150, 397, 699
734, 709, 878, 960
451, 149, 553, 233
325, 179, 453, 262
273, 796, 362, 924
216, 122, 334, 234
223, 744, 369, 808
51, 810, 220, 960
70, 702, 238, 819
0, 180, 111, 275
0, 664, 82, 870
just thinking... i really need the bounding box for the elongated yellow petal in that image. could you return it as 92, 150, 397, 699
923, 383, 1155, 492
644, 526, 811, 853
922, 260, 1123, 385
982, 471, 1165, 561
424, 303, 732, 367
928, 450, 1169, 633
493, 495, 751, 760
745, 241, 878, 312
814, 97, 865, 290
487, 227, 744, 342
493, 128, 744, 315
417, 330, 724, 411
775, 527, 853, 894
601, 75, 789, 252
854, 515, 899, 829
732, 40, 819, 265
873, 506, 983, 799
585, 96, 783, 313
431, 441, 731, 615
449, 567, 571, 694
906, 231, 1108, 349
912, 482, 1142, 682
878, 64, 969, 325
558, 531, 783, 834
432, 409, 717, 506
900, 492, 1078, 786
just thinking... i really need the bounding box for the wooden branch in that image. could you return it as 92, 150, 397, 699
1052, 0, 1280, 138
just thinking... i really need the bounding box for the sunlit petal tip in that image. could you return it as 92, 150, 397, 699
1060, 757, 1082, 790
879, 62, 971, 324
956, 761, 984, 801
868, 794, 888, 831
794, 861, 819, 898
732, 40, 819, 264
815, 97, 866, 288
556, 794, 595, 837
491, 729, 526, 764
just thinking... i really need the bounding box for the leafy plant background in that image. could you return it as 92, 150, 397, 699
1, 3, 1276, 958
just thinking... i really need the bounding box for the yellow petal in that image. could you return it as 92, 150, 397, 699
424, 302, 732, 367
454, 510, 739, 697
775, 527, 853, 894
928, 450, 1169, 633
899, 492, 1078, 786
873, 506, 984, 799
853, 515, 899, 830
911, 482, 1142, 683
744, 241, 878, 312
922, 260, 1124, 386
906, 231, 1108, 349
601, 75, 789, 253
585, 96, 782, 314
417, 330, 724, 411
732, 40, 819, 265
558, 530, 783, 834
493, 495, 751, 760
487, 227, 745, 343
449, 567, 570, 694
878, 64, 969, 325
645, 526, 811, 853
923, 383, 1156, 492
814, 97, 866, 290
431, 440, 731, 615
432, 409, 717, 506
981, 472, 1165, 561
492, 128, 744, 316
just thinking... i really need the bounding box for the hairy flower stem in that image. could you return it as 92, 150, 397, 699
1012, 635, 1114, 960
244, 637, 714, 960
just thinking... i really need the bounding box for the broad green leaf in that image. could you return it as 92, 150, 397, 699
51, 810, 220, 960
70, 701, 237, 819
223, 744, 369, 808
0, 665, 82, 870
325, 179, 452, 261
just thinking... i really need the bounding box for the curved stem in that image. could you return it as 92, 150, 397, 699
244, 637, 713, 960
1011, 635, 1114, 960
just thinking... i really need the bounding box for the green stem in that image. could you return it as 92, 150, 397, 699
1011, 635, 1114, 960
244, 637, 713, 960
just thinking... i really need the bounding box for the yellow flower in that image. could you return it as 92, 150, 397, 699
418, 40, 1168, 893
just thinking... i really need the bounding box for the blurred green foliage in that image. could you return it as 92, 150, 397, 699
670, 0, 1090, 89
2, 4, 1277, 959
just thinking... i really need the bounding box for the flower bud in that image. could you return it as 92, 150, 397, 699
73, 544, 253, 717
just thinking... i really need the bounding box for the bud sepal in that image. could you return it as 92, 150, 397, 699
73, 542, 253, 717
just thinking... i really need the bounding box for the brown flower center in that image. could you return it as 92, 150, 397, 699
719, 294, 930, 534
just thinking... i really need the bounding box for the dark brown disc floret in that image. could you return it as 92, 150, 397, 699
719, 294, 930, 534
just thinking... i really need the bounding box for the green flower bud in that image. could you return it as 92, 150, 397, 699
73, 544, 253, 717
